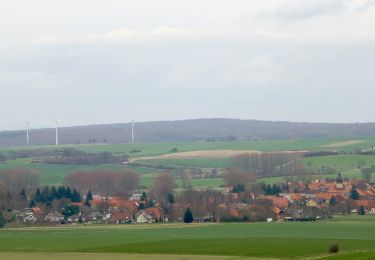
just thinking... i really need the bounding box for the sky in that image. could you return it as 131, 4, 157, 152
1, 0, 375, 130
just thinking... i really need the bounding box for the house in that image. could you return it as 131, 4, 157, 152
108, 210, 132, 224
145, 207, 163, 222
129, 193, 143, 201
270, 207, 283, 221
306, 199, 319, 207
136, 211, 155, 223
265, 196, 289, 209
22, 207, 43, 223
45, 212, 64, 223
354, 200, 375, 212
85, 211, 110, 222
67, 214, 81, 223
23, 213, 38, 223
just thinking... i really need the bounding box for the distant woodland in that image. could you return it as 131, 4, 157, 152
2, 118, 375, 146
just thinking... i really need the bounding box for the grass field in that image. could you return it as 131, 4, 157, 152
0, 216, 375, 259
2, 138, 375, 157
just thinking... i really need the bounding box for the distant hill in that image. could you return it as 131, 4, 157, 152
1, 118, 375, 147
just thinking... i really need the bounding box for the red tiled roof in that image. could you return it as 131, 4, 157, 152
110, 211, 132, 221
265, 196, 288, 208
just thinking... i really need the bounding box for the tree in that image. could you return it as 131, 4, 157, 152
86, 190, 93, 201
167, 193, 175, 204
65, 170, 140, 196
0, 211, 5, 228
329, 196, 336, 207
151, 172, 175, 206
224, 168, 250, 187
71, 189, 81, 203
183, 208, 194, 223
350, 186, 360, 200
358, 205, 365, 215
141, 192, 147, 201
62, 205, 80, 217
20, 188, 27, 200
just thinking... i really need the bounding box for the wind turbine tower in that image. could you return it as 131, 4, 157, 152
131, 119, 135, 143
55, 119, 59, 146
26, 121, 30, 146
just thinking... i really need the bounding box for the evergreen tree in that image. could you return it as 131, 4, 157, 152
329, 196, 336, 207
51, 186, 57, 198
29, 199, 36, 208
358, 205, 365, 215
66, 187, 72, 199
86, 190, 93, 201
137, 202, 146, 210
35, 188, 41, 202
146, 200, 155, 208
167, 193, 175, 204
350, 185, 360, 200
0, 211, 5, 228
183, 208, 194, 223
20, 188, 27, 200
71, 189, 81, 203
140, 192, 147, 201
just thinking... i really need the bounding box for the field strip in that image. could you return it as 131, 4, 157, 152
2, 223, 214, 231
321, 140, 364, 148
131, 150, 308, 161
0, 252, 277, 260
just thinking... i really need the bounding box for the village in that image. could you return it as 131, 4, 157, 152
10, 173, 375, 226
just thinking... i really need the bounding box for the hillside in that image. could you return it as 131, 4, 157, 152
2, 118, 375, 147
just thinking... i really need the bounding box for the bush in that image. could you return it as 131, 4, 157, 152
328, 242, 339, 254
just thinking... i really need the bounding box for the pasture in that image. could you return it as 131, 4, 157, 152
0, 216, 375, 259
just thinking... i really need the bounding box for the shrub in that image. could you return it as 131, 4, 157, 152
328, 242, 339, 254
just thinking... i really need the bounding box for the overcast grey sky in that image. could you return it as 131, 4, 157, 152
1, 0, 375, 130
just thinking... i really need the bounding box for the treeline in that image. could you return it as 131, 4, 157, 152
231, 153, 308, 178
0, 169, 39, 192
29, 186, 82, 208
64, 170, 140, 196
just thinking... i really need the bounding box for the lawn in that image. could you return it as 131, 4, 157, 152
0, 217, 375, 259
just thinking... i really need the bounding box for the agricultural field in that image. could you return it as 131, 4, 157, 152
0, 216, 374, 259
1, 138, 375, 187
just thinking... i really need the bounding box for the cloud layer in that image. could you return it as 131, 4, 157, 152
0, 0, 375, 129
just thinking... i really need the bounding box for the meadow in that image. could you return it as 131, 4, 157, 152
0, 216, 375, 259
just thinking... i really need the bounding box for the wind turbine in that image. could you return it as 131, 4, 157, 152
129, 116, 135, 143
54, 119, 59, 146
25, 120, 30, 146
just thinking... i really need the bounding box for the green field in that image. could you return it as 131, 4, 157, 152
1, 216, 375, 259
2, 139, 375, 187
137, 157, 232, 169
2, 138, 375, 157
0, 159, 161, 186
